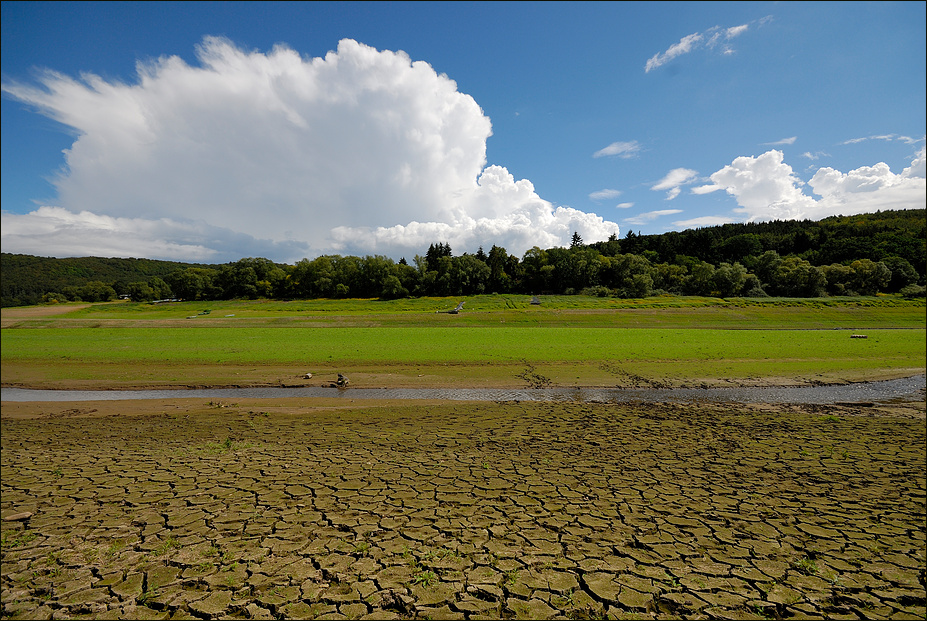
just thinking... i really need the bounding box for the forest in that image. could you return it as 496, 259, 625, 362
2, 209, 924, 307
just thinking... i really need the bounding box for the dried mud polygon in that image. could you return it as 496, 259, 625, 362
2, 401, 925, 619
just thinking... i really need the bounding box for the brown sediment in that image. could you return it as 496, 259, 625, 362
1, 399, 925, 620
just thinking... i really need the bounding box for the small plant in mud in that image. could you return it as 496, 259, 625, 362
504, 569, 519, 586
104, 540, 123, 560
353, 541, 370, 555
553, 589, 576, 608
52, 466, 63, 478
2, 532, 37, 548
662, 571, 680, 589
154, 536, 181, 556
821, 415, 840, 423
137, 589, 155, 605
412, 570, 438, 588
568, 607, 608, 621
423, 547, 462, 562
793, 556, 819, 575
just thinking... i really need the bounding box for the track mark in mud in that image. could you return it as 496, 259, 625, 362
515, 360, 552, 388
599, 361, 668, 388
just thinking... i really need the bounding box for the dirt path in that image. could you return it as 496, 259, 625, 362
2, 400, 924, 620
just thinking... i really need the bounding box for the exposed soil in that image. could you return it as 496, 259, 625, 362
2, 398, 924, 620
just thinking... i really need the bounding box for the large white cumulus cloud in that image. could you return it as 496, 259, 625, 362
2, 38, 619, 262
695, 148, 925, 223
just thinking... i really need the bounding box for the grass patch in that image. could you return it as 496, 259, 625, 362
2, 296, 923, 389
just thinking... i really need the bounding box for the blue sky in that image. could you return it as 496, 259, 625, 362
2, 1, 924, 263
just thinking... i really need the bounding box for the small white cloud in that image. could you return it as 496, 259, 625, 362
623, 209, 683, 226
616, 202, 635, 209
762, 136, 797, 146
651, 168, 699, 200
593, 141, 641, 159
691, 184, 723, 195
589, 188, 622, 201
652, 168, 699, 191
726, 24, 749, 39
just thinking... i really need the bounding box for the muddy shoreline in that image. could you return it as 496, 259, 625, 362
3, 375, 925, 411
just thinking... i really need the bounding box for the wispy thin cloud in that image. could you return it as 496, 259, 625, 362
645, 33, 703, 73
672, 215, 736, 229
616, 202, 634, 209
593, 141, 641, 159
762, 136, 797, 146
645, 17, 770, 73
589, 188, 622, 201
623, 209, 683, 226
801, 151, 830, 161
840, 134, 925, 146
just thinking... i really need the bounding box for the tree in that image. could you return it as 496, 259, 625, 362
772, 257, 826, 297
685, 261, 716, 296
425, 242, 452, 270
822, 264, 855, 296
570, 232, 584, 249
487, 245, 513, 292
166, 267, 218, 300
881, 256, 918, 292
521, 247, 553, 293
380, 275, 408, 299
849, 259, 891, 295
712, 262, 748, 297
650, 263, 688, 294
125, 281, 156, 302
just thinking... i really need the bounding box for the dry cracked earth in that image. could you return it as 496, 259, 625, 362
1, 399, 925, 620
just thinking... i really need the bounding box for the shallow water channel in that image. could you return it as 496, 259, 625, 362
3, 375, 924, 404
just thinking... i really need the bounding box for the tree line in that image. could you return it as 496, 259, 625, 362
2, 209, 924, 307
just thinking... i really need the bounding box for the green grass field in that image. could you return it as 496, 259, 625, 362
2, 295, 924, 389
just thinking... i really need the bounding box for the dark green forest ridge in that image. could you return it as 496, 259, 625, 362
2, 209, 924, 307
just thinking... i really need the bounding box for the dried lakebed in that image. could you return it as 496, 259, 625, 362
1, 394, 925, 619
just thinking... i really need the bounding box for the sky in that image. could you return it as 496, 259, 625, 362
2, 1, 924, 264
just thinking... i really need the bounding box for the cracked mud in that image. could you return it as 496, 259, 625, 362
2, 400, 925, 620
